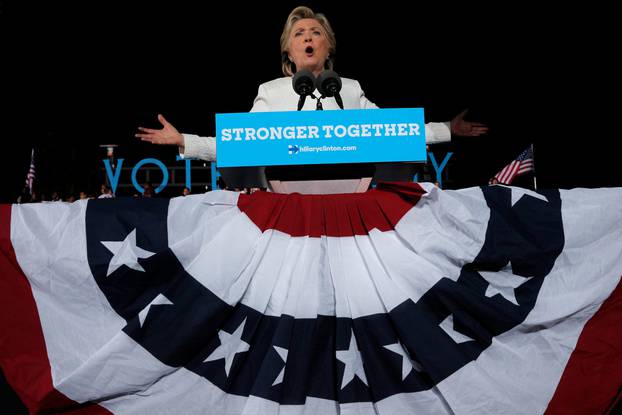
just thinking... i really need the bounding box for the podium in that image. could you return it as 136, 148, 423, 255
219, 165, 421, 194
218, 164, 374, 194
268, 178, 372, 194
215, 108, 426, 194
265, 163, 374, 194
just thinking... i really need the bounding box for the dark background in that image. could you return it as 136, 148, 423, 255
1, 1, 620, 202
0, 0, 620, 412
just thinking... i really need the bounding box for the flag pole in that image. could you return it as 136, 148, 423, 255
531, 143, 538, 191
26, 148, 35, 195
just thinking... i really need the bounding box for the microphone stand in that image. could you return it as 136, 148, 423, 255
315, 93, 343, 110
315, 94, 323, 110
334, 92, 344, 110
298, 93, 324, 110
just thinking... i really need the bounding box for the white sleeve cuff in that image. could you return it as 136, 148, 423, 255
424, 121, 451, 144
179, 133, 217, 161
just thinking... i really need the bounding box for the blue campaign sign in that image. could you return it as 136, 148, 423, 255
215, 108, 426, 167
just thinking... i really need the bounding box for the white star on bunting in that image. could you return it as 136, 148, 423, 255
440, 314, 474, 344
138, 294, 173, 327
272, 346, 288, 386
479, 261, 533, 306
204, 318, 250, 377
383, 341, 422, 380
101, 228, 155, 277
336, 329, 368, 389
500, 185, 549, 207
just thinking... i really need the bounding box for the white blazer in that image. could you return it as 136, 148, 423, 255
180, 77, 451, 161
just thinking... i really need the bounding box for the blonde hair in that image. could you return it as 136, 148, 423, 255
280, 6, 336, 77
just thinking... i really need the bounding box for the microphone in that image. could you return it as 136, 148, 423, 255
292, 69, 316, 111
316, 70, 344, 109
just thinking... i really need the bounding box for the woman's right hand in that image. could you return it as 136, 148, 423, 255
135, 114, 184, 146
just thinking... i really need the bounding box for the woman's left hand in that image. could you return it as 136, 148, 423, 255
450, 109, 489, 136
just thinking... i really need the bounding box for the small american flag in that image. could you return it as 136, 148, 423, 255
490, 145, 534, 185
25, 148, 36, 194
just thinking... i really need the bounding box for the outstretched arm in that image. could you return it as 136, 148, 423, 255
135, 114, 216, 161
356, 82, 488, 142
450, 109, 488, 136
135, 114, 184, 146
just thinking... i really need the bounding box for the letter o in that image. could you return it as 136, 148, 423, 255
334, 125, 346, 138
131, 158, 169, 194
257, 127, 269, 140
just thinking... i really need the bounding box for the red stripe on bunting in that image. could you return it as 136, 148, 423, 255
545, 277, 622, 415
237, 182, 426, 237
0, 205, 112, 414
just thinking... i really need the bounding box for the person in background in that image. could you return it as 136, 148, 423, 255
16, 186, 32, 204
98, 184, 115, 199
142, 183, 154, 198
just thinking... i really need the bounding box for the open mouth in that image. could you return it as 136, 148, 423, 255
305, 46, 314, 55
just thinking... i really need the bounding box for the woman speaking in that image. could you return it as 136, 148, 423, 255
135, 6, 487, 162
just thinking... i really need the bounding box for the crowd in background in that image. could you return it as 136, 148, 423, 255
15, 181, 268, 204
